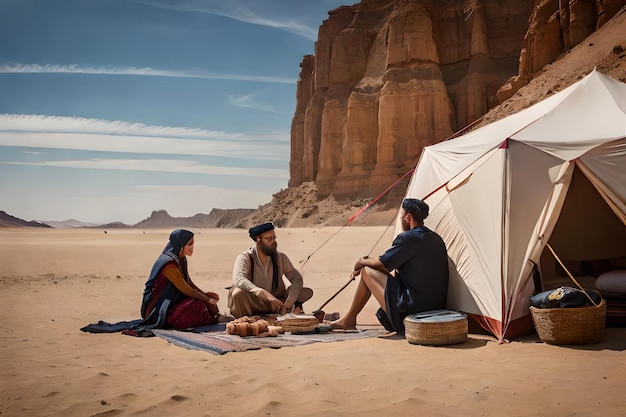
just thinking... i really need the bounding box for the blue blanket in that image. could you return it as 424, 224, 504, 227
152, 327, 389, 355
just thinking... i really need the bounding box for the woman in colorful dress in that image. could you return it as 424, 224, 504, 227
140, 229, 220, 329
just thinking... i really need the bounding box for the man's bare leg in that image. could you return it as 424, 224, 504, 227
362, 267, 387, 309
331, 267, 387, 329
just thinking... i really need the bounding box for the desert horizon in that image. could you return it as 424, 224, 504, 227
2, 227, 625, 417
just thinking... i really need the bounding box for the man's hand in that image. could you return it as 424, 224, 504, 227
259, 289, 284, 313
353, 255, 389, 276
280, 301, 294, 315
353, 255, 369, 277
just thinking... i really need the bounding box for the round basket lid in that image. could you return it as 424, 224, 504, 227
404, 310, 466, 323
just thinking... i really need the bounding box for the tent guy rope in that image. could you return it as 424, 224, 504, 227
297, 172, 410, 271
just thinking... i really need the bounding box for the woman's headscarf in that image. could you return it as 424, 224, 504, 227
167, 229, 194, 257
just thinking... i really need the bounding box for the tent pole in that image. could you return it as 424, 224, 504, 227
545, 244, 599, 306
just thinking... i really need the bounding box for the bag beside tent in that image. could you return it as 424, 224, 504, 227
399, 69, 626, 342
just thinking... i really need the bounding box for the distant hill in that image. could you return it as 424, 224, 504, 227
42, 219, 100, 229
0, 208, 258, 229
133, 208, 257, 229
133, 210, 211, 229
84, 221, 133, 229
0, 211, 52, 228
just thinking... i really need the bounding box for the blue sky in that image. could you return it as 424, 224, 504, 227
0, 0, 349, 224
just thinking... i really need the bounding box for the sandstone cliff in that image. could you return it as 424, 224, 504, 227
498, 0, 626, 102
290, 0, 534, 198
289, 0, 626, 201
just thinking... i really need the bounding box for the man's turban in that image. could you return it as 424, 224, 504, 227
248, 222, 275, 241
401, 198, 429, 221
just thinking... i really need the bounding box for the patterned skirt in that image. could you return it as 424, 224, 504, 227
166, 298, 219, 329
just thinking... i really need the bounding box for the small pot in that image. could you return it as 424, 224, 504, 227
312, 310, 340, 323
312, 310, 325, 323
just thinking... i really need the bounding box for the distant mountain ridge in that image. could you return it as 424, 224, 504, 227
43, 219, 100, 229
0, 211, 51, 228
133, 208, 256, 229
0, 208, 258, 229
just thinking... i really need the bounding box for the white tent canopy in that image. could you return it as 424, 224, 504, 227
401, 70, 626, 341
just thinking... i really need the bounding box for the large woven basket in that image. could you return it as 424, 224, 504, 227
529, 299, 606, 345
404, 310, 468, 346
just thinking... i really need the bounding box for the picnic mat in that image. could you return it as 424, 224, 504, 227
152, 326, 388, 355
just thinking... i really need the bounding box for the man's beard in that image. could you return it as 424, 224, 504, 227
260, 241, 277, 256
401, 217, 410, 231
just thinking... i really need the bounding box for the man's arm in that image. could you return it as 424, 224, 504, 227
352, 256, 390, 277
280, 253, 303, 309
232, 252, 263, 296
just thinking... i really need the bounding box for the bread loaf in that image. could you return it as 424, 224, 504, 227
226, 317, 272, 337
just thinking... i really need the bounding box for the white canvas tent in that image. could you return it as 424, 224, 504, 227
400, 70, 626, 342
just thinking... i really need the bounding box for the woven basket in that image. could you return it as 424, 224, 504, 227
404, 310, 468, 346
529, 299, 606, 345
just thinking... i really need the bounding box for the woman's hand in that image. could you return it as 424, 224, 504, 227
199, 291, 219, 305
205, 291, 220, 301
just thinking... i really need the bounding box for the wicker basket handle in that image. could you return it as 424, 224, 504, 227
546, 244, 599, 306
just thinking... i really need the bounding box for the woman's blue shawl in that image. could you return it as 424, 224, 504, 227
137, 241, 188, 331
80, 238, 191, 336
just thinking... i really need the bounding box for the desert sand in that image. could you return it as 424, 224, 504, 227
1, 227, 625, 417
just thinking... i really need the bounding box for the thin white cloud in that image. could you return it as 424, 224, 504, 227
1, 114, 254, 140
229, 91, 290, 114
134, 0, 321, 40
3, 158, 287, 179
0, 131, 287, 160
0, 114, 289, 160
0, 63, 296, 84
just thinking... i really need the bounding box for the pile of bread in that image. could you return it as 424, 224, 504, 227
225, 314, 320, 337
225, 316, 283, 337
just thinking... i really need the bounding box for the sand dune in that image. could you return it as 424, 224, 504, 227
1, 227, 625, 417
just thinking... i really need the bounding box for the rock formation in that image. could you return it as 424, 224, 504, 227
289, 0, 626, 200
498, 0, 626, 102
290, 0, 533, 198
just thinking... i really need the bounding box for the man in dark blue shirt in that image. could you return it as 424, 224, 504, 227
331, 198, 449, 336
